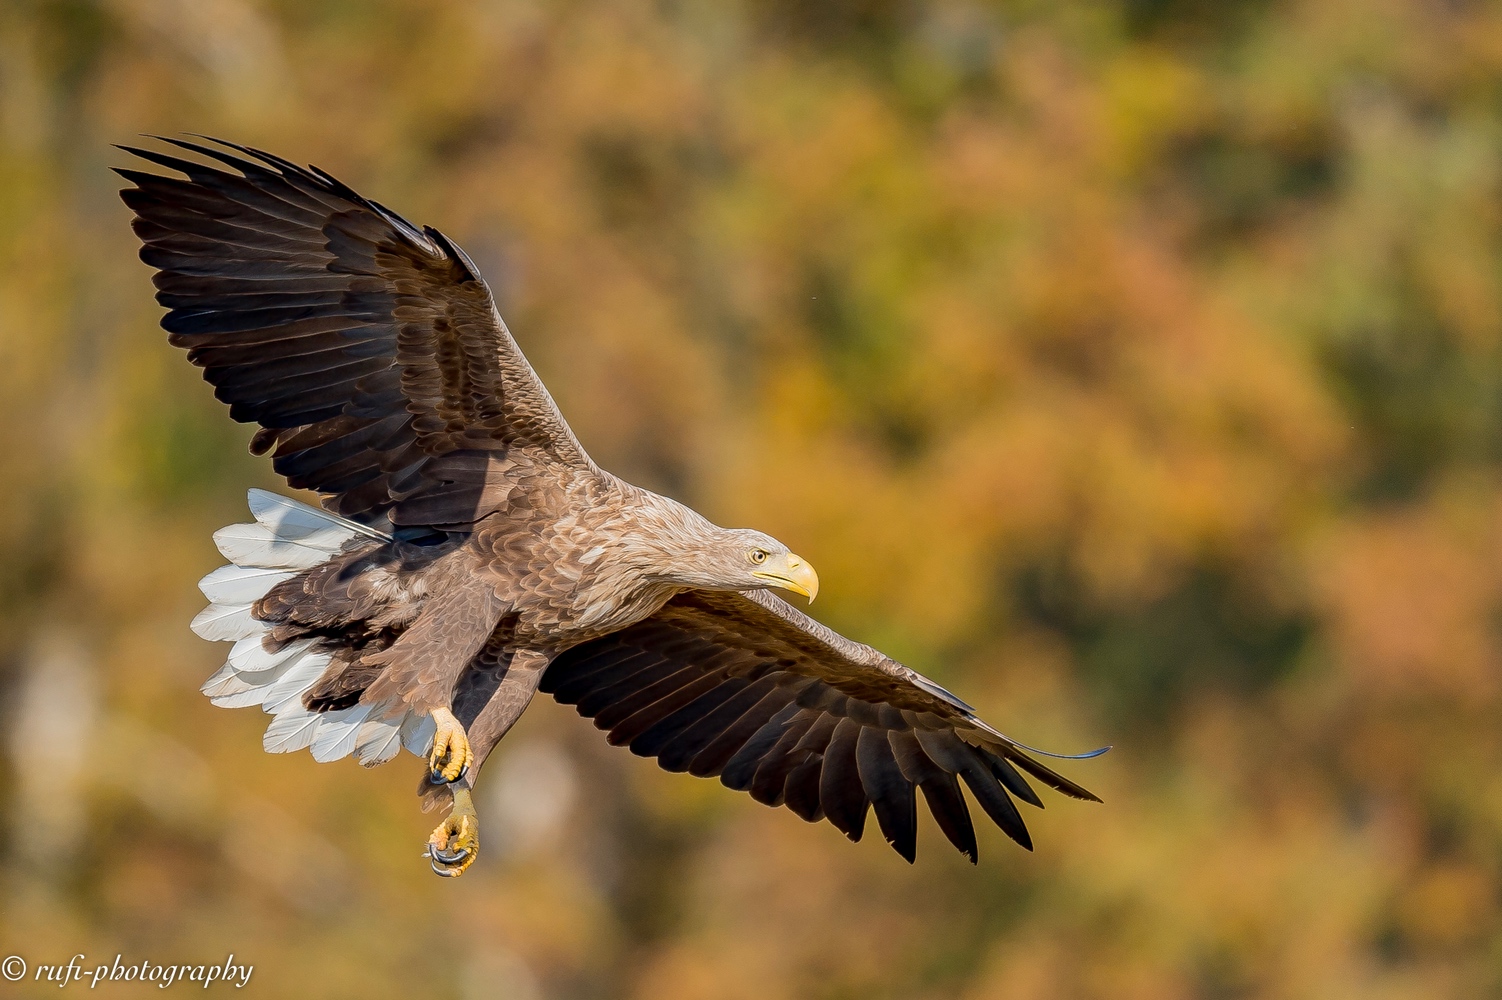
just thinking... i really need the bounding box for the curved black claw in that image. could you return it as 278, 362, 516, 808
430, 857, 463, 878
428, 763, 469, 785
430, 842, 470, 865
423, 842, 471, 877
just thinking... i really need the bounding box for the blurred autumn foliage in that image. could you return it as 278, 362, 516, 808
3, 0, 1502, 996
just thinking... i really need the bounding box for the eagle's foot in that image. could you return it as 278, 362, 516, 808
424, 787, 478, 878
428, 707, 472, 784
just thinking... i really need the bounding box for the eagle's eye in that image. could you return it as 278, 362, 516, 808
748, 548, 769, 565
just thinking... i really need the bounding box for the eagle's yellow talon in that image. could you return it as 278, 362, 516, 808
426, 788, 479, 878
428, 707, 472, 784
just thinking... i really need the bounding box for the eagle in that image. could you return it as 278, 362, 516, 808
116, 136, 1104, 877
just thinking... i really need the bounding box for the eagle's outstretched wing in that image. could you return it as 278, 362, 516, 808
117, 136, 592, 528
542, 589, 1104, 862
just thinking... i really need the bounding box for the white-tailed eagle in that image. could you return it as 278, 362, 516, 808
116, 137, 1104, 876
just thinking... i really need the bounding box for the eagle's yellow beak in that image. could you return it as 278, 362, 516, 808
753, 553, 820, 603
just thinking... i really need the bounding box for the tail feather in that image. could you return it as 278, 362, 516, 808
193, 490, 426, 768
260, 652, 335, 714
198, 564, 295, 605
228, 635, 313, 674
212, 522, 352, 570
200, 662, 252, 701
203, 638, 317, 707
190, 602, 262, 642
355, 716, 405, 767
247, 488, 391, 542
311, 703, 375, 763
263, 708, 322, 754
401, 713, 436, 756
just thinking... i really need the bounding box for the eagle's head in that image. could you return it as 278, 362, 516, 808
717, 528, 820, 602
627, 494, 819, 602
670, 527, 819, 602
638, 512, 819, 602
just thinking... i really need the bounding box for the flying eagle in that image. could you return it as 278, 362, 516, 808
116, 137, 1104, 876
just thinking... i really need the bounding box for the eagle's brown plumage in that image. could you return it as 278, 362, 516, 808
118, 136, 1103, 872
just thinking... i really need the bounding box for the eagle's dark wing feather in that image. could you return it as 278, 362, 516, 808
542, 589, 1102, 863
117, 135, 592, 528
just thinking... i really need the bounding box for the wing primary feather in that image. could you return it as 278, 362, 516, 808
818, 718, 869, 842
152, 135, 289, 184
857, 726, 917, 862
650, 675, 779, 773
628, 677, 754, 762
915, 730, 1036, 844
986, 752, 1043, 808
783, 755, 826, 823
920, 771, 978, 863
891, 729, 977, 862
777, 714, 838, 820
606, 670, 735, 747
1001, 748, 1104, 803
746, 711, 822, 806
955, 750, 1032, 851
573, 656, 689, 719
686, 683, 801, 778
719, 702, 804, 791
541, 644, 654, 695
585, 660, 704, 729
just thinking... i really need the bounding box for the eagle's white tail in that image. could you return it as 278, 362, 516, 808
193, 490, 436, 766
